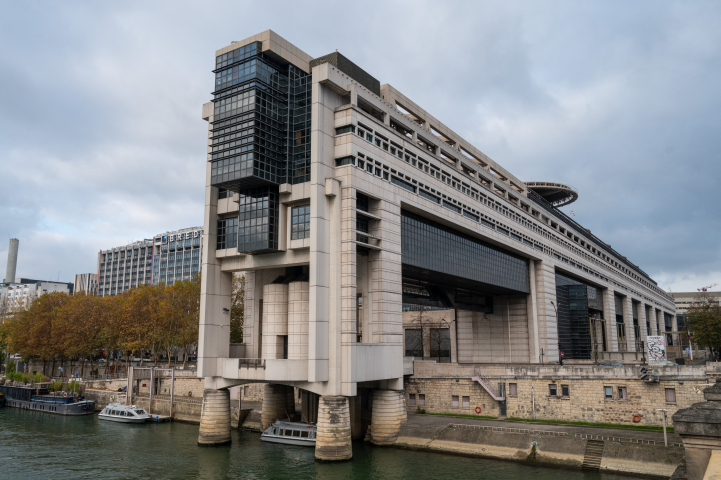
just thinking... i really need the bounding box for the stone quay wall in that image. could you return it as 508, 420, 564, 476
405, 361, 719, 427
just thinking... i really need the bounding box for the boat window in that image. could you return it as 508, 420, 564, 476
273, 428, 279, 435
300, 431, 309, 438
292, 430, 300, 437
284, 430, 293, 437
135, 409, 146, 415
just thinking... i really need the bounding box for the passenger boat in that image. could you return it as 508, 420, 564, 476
0, 385, 94, 415
260, 420, 317, 447
99, 403, 150, 423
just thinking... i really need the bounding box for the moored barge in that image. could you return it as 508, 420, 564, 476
0, 385, 95, 415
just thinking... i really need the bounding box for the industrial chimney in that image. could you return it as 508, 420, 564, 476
5, 238, 19, 283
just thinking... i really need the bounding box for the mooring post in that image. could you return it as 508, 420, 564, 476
149, 368, 154, 414
170, 369, 175, 418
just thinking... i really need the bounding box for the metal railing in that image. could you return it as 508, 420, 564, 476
84, 373, 128, 381
238, 358, 265, 369
472, 367, 505, 401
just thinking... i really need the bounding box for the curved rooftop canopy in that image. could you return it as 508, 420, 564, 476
525, 182, 578, 207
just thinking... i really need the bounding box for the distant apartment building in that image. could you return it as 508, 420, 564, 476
0, 279, 74, 310
96, 227, 203, 296
74, 273, 98, 295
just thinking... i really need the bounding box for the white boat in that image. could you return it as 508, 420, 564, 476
260, 420, 317, 447
99, 403, 150, 423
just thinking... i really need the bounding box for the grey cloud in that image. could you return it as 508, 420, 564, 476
0, 0, 719, 291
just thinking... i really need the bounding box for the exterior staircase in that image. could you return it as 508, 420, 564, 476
581, 440, 605, 471
471, 368, 505, 401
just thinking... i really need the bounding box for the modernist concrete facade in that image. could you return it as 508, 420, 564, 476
197, 31, 676, 454
96, 227, 203, 296
74, 273, 98, 295
0, 279, 74, 310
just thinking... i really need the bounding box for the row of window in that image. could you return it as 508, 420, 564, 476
341, 113, 669, 305
409, 386, 677, 407
341, 137, 628, 296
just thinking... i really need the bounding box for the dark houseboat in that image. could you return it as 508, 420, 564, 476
0, 385, 95, 415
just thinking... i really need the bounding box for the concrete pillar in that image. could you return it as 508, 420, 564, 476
198, 389, 231, 446
315, 395, 352, 461
198, 164, 231, 378
527, 259, 541, 363
262, 283, 289, 359
534, 260, 559, 362
261, 384, 290, 430
370, 390, 403, 445
647, 306, 657, 336
622, 296, 636, 352
603, 289, 619, 352
288, 281, 309, 360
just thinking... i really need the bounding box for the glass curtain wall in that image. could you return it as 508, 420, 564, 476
209, 42, 311, 254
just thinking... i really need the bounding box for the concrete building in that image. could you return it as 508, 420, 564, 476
96, 227, 203, 296
74, 273, 98, 295
0, 279, 74, 310
670, 291, 719, 358
196, 31, 676, 454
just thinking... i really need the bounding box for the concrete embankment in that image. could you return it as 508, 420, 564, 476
394, 418, 683, 478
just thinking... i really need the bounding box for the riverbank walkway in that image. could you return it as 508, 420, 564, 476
405, 413, 681, 445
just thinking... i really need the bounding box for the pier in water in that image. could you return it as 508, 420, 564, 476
0, 408, 634, 479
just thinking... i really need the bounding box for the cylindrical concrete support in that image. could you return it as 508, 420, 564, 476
198, 388, 231, 446
315, 395, 352, 461
288, 281, 309, 360
371, 390, 403, 445
262, 283, 289, 359
5, 238, 18, 283
261, 384, 290, 430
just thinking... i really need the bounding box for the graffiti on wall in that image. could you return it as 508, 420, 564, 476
646, 335, 667, 366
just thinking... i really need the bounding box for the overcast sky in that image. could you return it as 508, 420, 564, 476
1, 1, 719, 293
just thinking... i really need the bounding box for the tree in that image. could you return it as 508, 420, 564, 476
404, 308, 453, 361
230, 273, 245, 343
686, 292, 721, 352
174, 274, 200, 369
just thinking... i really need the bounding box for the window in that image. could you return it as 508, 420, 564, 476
335, 156, 355, 167
604, 386, 614, 400
429, 328, 451, 360
391, 176, 416, 193
618, 387, 627, 401
418, 394, 426, 406
509, 383, 518, 396
452, 395, 459, 408
549, 384, 557, 396
665, 388, 676, 404
291, 205, 310, 240
409, 394, 416, 406
244, 385, 249, 396
561, 385, 570, 397
462, 396, 470, 408
405, 329, 423, 357
217, 217, 238, 250
335, 125, 355, 135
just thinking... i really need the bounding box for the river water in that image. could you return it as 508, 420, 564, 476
0, 408, 635, 480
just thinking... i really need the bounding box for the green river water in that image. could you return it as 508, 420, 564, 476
0, 407, 638, 480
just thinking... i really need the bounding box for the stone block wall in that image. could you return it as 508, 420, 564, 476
404, 375, 702, 427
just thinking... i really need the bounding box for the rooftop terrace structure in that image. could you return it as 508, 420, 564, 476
196, 30, 676, 456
